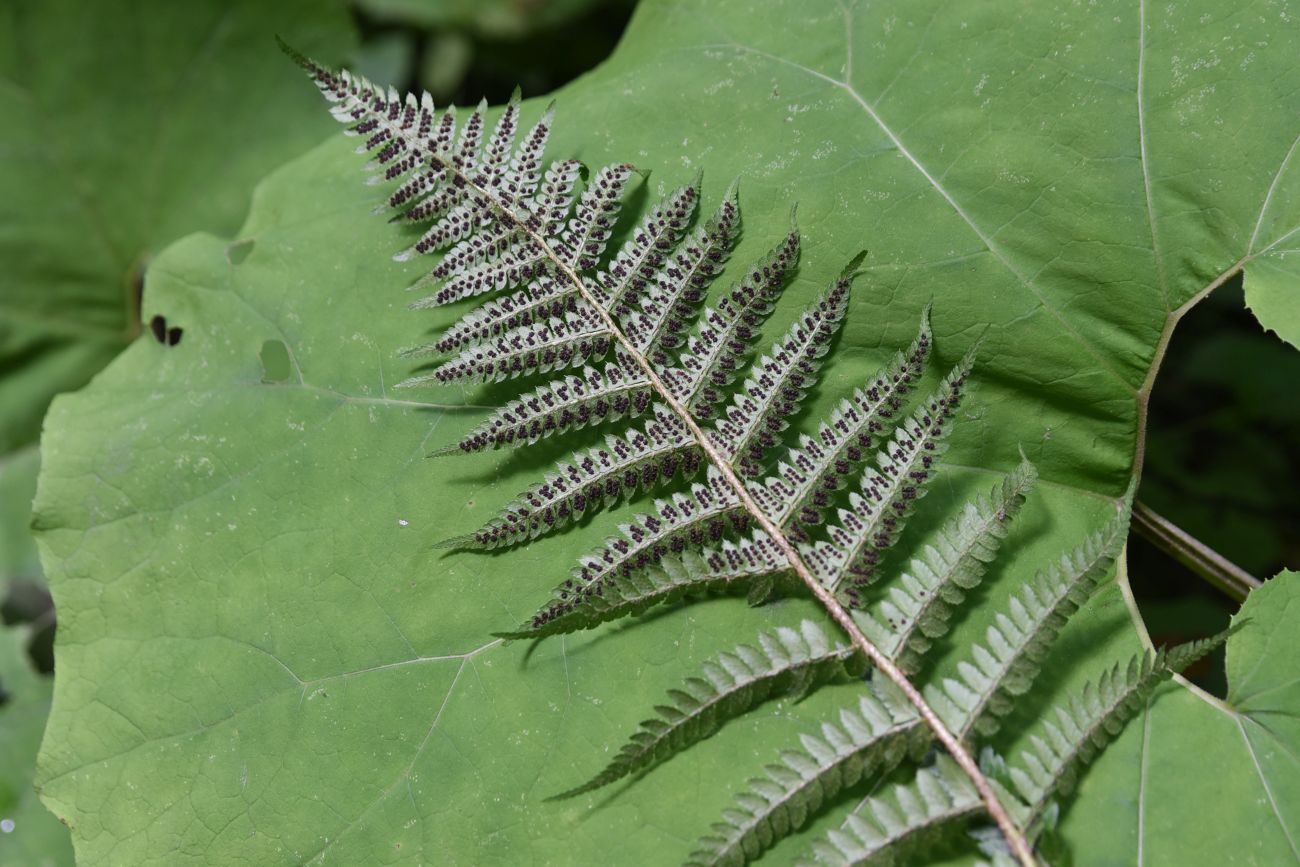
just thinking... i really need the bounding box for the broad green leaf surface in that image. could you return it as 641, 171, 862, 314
1245, 253, 1300, 349
32, 0, 1300, 864
1060, 569, 1300, 864
0, 626, 73, 866
0, 1, 354, 861
0, 0, 355, 457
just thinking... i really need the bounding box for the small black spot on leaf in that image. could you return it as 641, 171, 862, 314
148, 315, 183, 347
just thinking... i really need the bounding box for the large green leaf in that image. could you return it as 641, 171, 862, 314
1059, 569, 1300, 864
0, 1, 355, 861
31, 0, 1299, 864
0, 0, 355, 458
0, 625, 73, 866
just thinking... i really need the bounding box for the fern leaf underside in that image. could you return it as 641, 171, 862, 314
287, 47, 1201, 867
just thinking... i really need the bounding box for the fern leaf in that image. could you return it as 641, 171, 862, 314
413, 304, 611, 385
448, 405, 697, 548
925, 501, 1132, 740
858, 458, 1038, 675
503, 531, 787, 639
552, 621, 861, 800
412, 240, 550, 308
624, 182, 741, 363
749, 314, 932, 538
712, 259, 859, 476
477, 90, 535, 197
427, 217, 523, 287
663, 226, 801, 416
408, 276, 574, 356
436, 356, 653, 453
687, 683, 922, 867
551, 164, 639, 269
1008, 636, 1225, 825
386, 105, 458, 209
802, 352, 975, 604
588, 181, 699, 315
799, 756, 982, 867
525, 468, 748, 630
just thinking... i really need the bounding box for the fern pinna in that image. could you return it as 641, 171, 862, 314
285, 43, 1222, 867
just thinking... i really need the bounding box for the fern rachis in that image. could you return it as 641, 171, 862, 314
286, 44, 1223, 867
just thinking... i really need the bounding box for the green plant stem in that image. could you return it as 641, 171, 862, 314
1131, 500, 1262, 602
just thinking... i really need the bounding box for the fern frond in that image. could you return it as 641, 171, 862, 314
663, 226, 801, 416
712, 258, 858, 476
802, 352, 975, 605
749, 314, 932, 538
551, 164, 639, 269
291, 49, 1164, 866
449, 405, 696, 548
425, 160, 581, 285
406, 276, 575, 355
625, 183, 742, 363
524, 468, 747, 630
588, 181, 700, 314
552, 621, 861, 800
687, 683, 923, 867
800, 756, 983, 867
501, 531, 787, 639
858, 458, 1038, 675
925, 501, 1132, 740
414, 304, 611, 385
436, 356, 652, 453
1008, 636, 1225, 826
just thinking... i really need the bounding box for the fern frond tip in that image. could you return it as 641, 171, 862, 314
432, 534, 480, 550
839, 250, 869, 281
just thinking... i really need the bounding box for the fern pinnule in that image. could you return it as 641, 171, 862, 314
432, 355, 654, 454
801, 350, 976, 607
925, 499, 1133, 741
551, 621, 863, 801
800, 756, 984, 867
664, 223, 802, 418
686, 682, 925, 867
750, 312, 932, 541
626, 182, 742, 363
858, 457, 1038, 675
524, 468, 749, 630
1008, 634, 1228, 826
712, 259, 858, 477
496, 530, 788, 639
449, 405, 697, 548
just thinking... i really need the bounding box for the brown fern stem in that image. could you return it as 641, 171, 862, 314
438, 168, 1037, 865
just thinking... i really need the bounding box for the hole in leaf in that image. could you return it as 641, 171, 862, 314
226, 238, 255, 265
0, 680, 9, 708
148, 315, 183, 347
1130, 274, 1300, 695
260, 339, 292, 383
